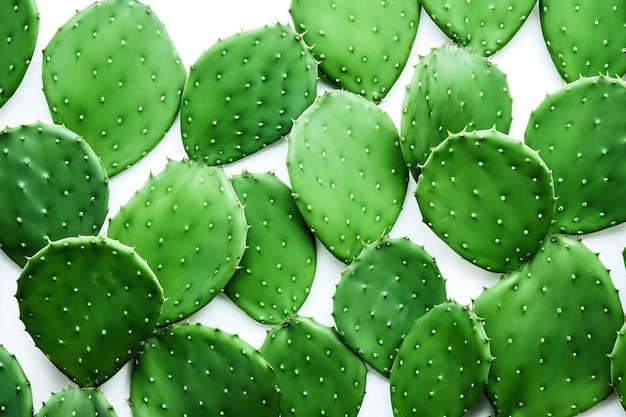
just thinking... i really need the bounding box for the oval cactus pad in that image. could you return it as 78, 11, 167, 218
525, 76, 626, 234
224, 171, 316, 324
0, 122, 109, 267
130, 323, 280, 417
181, 23, 317, 166
416, 129, 555, 272
290, 0, 419, 103
287, 90, 409, 263
108, 160, 247, 326
16, 236, 164, 387
42, 0, 186, 176
0, 344, 32, 417
333, 237, 446, 377
34, 387, 118, 417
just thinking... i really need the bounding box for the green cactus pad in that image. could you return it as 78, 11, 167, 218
287, 90, 408, 263
390, 301, 491, 417
332, 237, 447, 377
290, 0, 419, 103
224, 171, 316, 324
416, 129, 555, 272
0, 345, 32, 417
16, 236, 164, 387
540, 0, 626, 82
181, 23, 317, 166
260, 316, 367, 417
42, 0, 186, 176
34, 387, 118, 417
130, 323, 280, 417
0, 122, 109, 267
474, 235, 624, 417
108, 160, 247, 326
611, 320, 626, 411
420, 0, 537, 56
525, 75, 626, 235
400, 45, 512, 179
0, 0, 39, 109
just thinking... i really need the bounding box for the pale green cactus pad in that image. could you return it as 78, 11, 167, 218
0, 344, 32, 417
34, 387, 118, 417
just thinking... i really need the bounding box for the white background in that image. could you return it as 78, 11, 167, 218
1, 1, 625, 416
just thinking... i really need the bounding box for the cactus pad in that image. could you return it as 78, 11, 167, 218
474, 235, 624, 417
16, 236, 164, 387
290, 0, 419, 103
287, 90, 408, 263
130, 323, 280, 417
181, 23, 317, 165
42, 0, 186, 176
0, 122, 109, 267
224, 171, 316, 324
540, 0, 626, 82
611, 320, 626, 411
525, 75, 626, 235
332, 237, 447, 377
0, 0, 39, 109
390, 301, 491, 417
260, 315, 367, 417
0, 345, 32, 417
400, 45, 512, 179
416, 129, 555, 272
420, 0, 537, 56
34, 387, 118, 417
108, 160, 247, 326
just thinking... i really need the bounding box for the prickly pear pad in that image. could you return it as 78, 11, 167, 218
0, 122, 109, 267
611, 320, 626, 411
333, 237, 447, 376
34, 387, 118, 417
540, 0, 626, 82
288, 90, 408, 263
181, 23, 317, 166
130, 323, 280, 417
107, 160, 247, 326
0, 344, 32, 417
16, 236, 164, 387
525, 76, 626, 234
0, 0, 39, 109
474, 236, 624, 417
416, 129, 555, 272
390, 301, 491, 417
400, 45, 512, 179
420, 0, 536, 56
225, 171, 316, 324
260, 316, 367, 417
290, 0, 419, 103
42, 0, 186, 176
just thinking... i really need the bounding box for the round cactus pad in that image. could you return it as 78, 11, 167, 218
34, 387, 118, 417
0, 345, 32, 417
416, 129, 555, 272
16, 236, 164, 387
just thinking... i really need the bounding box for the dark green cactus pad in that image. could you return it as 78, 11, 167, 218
416, 129, 555, 272
332, 237, 447, 377
260, 316, 367, 417
540, 0, 626, 82
16, 236, 164, 387
390, 301, 491, 417
108, 160, 247, 326
181, 23, 317, 166
611, 320, 626, 410
525, 76, 626, 235
474, 235, 624, 417
287, 90, 408, 263
0, 345, 32, 417
224, 171, 316, 324
400, 45, 512, 179
0, 122, 109, 267
34, 387, 118, 417
130, 323, 280, 417
290, 0, 419, 103
420, 0, 537, 56
41, 0, 186, 176
0, 0, 39, 109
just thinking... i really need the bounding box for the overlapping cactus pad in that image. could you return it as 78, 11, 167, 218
0, 344, 32, 417
34, 387, 118, 417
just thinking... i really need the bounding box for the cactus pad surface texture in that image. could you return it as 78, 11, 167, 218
41, 0, 186, 176
16, 236, 164, 387
34, 387, 118, 417
0, 344, 32, 417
